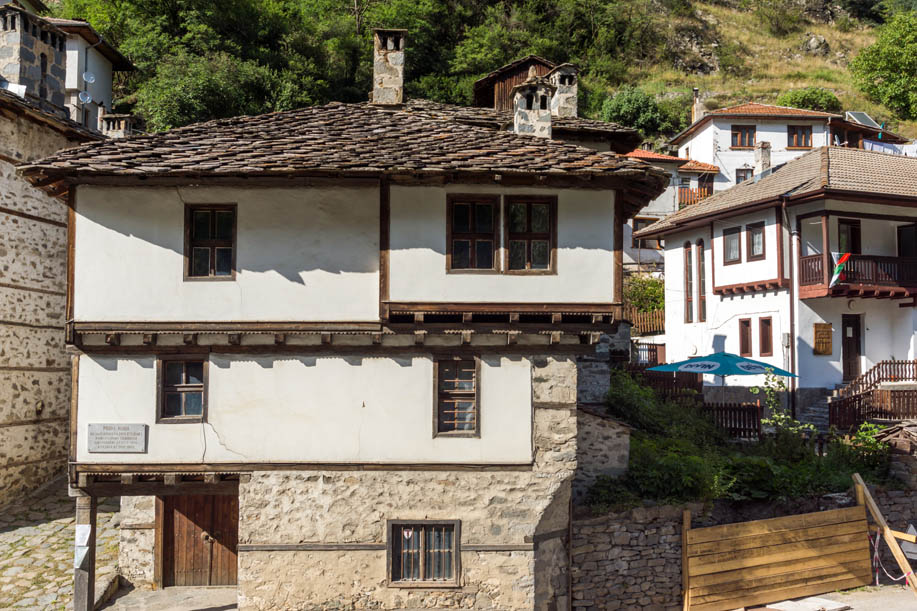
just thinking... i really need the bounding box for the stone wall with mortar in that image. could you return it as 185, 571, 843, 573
573, 408, 629, 505
117, 496, 156, 585
0, 109, 87, 507
0, 8, 67, 110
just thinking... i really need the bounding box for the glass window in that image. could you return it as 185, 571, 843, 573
731, 125, 756, 148
505, 198, 556, 272
724, 227, 741, 264
159, 359, 206, 421
437, 360, 477, 434
448, 198, 497, 271
746, 222, 765, 260
187, 205, 236, 279
390, 522, 458, 585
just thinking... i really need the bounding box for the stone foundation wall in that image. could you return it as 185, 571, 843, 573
0, 111, 86, 508
117, 496, 156, 586
573, 409, 629, 504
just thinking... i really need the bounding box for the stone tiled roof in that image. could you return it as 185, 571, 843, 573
19, 101, 668, 209
400, 99, 641, 152
0, 89, 102, 142
633, 147, 917, 237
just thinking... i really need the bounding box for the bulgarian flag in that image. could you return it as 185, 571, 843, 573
829, 252, 851, 288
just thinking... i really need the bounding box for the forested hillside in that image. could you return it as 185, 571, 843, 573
48, 0, 917, 138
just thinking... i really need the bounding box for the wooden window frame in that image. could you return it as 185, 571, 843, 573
787, 125, 813, 149
745, 221, 766, 261
386, 519, 461, 588
739, 318, 752, 357
433, 356, 481, 438
446, 195, 500, 274
731, 125, 756, 149
759, 317, 773, 357
503, 195, 558, 275
684, 242, 693, 324
155, 356, 208, 424
735, 168, 753, 184
723, 226, 742, 265
696, 240, 706, 323
184, 204, 238, 282
632, 217, 662, 250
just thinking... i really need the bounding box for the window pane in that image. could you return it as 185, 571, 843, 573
531, 204, 549, 233
509, 203, 527, 233
425, 529, 435, 579
726, 234, 739, 261
444, 530, 453, 578
475, 203, 493, 233
509, 240, 526, 270
215, 247, 233, 276
531, 240, 550, 269
452, 203, 471, 233
186, 362, 203, 385
215, 210, 233, 240
191, 247, 210, 276
439, 363, 456, 390
751, 229, 763, 256
475, 240, 493, 269
184, 392, 203, 416
192, 210, 211, 240
165, 362, 183, 385
452, 240, 471, 269
164, 393, 181, 417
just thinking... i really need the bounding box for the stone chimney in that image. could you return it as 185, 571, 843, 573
754, 141, 771, 175
511, 67, 556, 139
547, 63, 578, 118
371, 29, 406, 105
0, 6, 68, 115
691, 87, 706, 124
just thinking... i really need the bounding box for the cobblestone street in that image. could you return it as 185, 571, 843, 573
0, 478, 120, 610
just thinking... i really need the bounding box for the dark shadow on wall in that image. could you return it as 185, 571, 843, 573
533, 476, 572, 611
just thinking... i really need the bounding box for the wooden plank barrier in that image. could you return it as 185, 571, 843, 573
682, 505, 872, 611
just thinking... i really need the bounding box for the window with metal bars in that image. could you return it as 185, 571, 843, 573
388, 521, 460, 586
185, 204, 236, 279
435, 359, 478, 436
158, 358, 206, 422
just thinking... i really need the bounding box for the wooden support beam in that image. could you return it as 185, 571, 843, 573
414, 313, 424, 324
104, 333, 120, 346
372, 333, 382, 345
204, 473, 219, 484
120, 474, 136, 486
274, 333, 286, 345
321, 333, 332, 345
869, 524, 917, 543
506, 332, 518, 346
228, 333, 242, 345
77, 473, 92, 488
461, 330, 472, 345
550, 331, 561, 345
142, 333, 156, 346
852, 473, 917, 598
183, 333, 197, 345
462, 313, 473, 324
508, 313, 519, 324
73, 495, 97, 611
414, 330, 426, 345
164, 474, 180, 486
682, 509, 691, 611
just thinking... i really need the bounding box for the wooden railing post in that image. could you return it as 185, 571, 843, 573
682, 509, 691, 611
821, 213, 830, 287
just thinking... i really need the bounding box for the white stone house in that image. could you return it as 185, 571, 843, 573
634, 147, 917, 419
670, 102, 910, 194
21, 29, 663, 610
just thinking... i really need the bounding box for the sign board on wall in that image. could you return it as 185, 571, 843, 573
87, 423, 148, 453
813, 323, 833, 355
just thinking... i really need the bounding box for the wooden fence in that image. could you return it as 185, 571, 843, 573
703, 402, 762, 440
624, 364, 703, 400
625, 307, 665, 336
682, 505, 871, 611
831, 388, 917, 431
634, 342, 665, 366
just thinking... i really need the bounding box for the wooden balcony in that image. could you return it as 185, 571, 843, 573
798, 253, 917, 299
678, 187, 712, 208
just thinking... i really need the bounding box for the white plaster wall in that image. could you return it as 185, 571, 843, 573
73, 186, 381, 322
75, 353, 533, 464
664, 227, 791, 387
389, 185, 615, 303
64, 37, 113, 123
713, 208, 780, 286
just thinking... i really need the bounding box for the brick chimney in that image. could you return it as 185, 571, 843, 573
691, 87, 706, 124
371, 29, 406, 105
547, 63, 577, 118
512, 67, 556, 139
754, 141, 771, 176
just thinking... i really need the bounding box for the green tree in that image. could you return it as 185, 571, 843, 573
601, 86, 663, 135
623, 273, 664, 312
776, 87, 843, 113
852, 11, 917, 119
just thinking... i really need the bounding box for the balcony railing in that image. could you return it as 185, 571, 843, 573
678, 187, 712, 208
798, 254, 917, 288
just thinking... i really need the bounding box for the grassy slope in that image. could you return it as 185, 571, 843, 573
626, 3, 917, 138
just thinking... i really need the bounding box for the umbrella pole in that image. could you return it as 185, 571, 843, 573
721, 375, 725, 404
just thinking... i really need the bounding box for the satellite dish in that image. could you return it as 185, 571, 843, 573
82, 71, 96, 84
78, 91, 92, 104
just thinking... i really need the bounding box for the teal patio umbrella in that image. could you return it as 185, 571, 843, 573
648, 352, 796, 402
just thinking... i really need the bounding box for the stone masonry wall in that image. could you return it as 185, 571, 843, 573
573, 409, 629, 505
1, 8, 67, 109
0, 110, 86, 508
117, 496, 156, 585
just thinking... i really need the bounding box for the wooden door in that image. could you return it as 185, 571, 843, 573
898, 224, 916, 258
161, 495, 238, 586
838, 219, 861, 255
842, 314, 862, 382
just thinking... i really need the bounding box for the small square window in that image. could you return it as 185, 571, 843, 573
388, 521, 461, 587
158, 359, 207, 422
736, 168, 753, 184
185, 205, 236, 280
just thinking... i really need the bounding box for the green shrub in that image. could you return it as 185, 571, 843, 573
755, 0, 805, 36
623, 274, 664, 313
776, 87, 843, 113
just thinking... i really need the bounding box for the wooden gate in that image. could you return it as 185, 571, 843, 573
159, 495, 239, 587
682, 506, 871, 611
